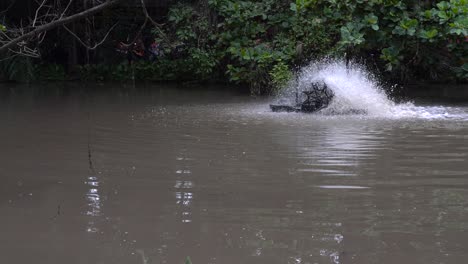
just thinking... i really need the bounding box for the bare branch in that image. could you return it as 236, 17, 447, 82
60, 0, 74, 19
37, 30, 47, 44
0, 0, 122, 53
8, 46, 40, 58
63, 22, 117, 50
119, 18, 147, 47
140, 0, 162, 27
32, 0, 48, 27
140, 0, 171, 46
0, 30, 12, 41
0, 0, 16, 16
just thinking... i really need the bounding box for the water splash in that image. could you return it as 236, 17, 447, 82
273, 59, 468, 120
277, 59, 396, 116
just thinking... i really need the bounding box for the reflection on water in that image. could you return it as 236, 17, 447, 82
1, 84, 468, 264
283, 123, 386, 178
317, 185, 369, 189
175, 155, 194, 224
85, 175, 101, 232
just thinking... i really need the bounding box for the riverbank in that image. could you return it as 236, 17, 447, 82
1, 0, 466, 93
400, 83, 468, 103
1, 81, 468, 104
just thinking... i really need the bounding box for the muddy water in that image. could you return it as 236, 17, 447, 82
1, 84, 468, 264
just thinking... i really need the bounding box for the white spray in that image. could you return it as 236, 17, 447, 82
277, 59, 399, 116
270, 59, 468, 120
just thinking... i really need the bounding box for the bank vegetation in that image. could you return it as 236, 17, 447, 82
0, 0, 466, 93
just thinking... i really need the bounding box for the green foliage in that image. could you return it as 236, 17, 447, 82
202, 0, 334, 92
269, 61, 293, 93
454, 63, 468, 79
326, 0, 468, 81
35, 64, 67, 81
186, 48, 218, 80
167, 3, 199, 42
5, 0, 465, 88
380, 46, 402, 71
0, 55, 35, 82
78, 0, 467, 89
77, 53, 217, 82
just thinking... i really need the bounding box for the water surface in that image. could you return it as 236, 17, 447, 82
1, 84, 468, 264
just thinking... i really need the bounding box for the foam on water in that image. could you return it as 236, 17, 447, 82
275, 59, 468, 120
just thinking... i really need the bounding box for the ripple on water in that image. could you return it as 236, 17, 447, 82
317, 185, 370, 189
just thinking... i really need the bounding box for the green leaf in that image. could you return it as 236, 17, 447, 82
407, 19, 419, 28
0, 24, 6, 32
372, 24, 379, 30
438, 11, 449, 19
290, 3, 297, 12
438, 11, 449, 21
380, 46, 401, 66
185, 256, 192, 264
449, 28, 463, 34
426, 29, 438, 38
437, 1, 450, 11
340, 26, 352, 40
462, 63, 468, 72
419, 28, 439, 41
392, 26, 405, 35
365, 13, 379, 24
423, 10, 434, 19
395, 18, 419, 36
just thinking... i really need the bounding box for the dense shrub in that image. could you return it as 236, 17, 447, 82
2, 0, 466, 91
157, 0, 467, 92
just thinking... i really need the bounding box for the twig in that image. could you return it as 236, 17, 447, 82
60, 0, 74, 19
139, 0, 162, 27
63, 22, 118, 50
119, 18, 147, 47
37, 30, 47, 44
8, 46, 40, 58
0, 0, 16, 15
0, 30, 12, 41
139, 0, 172, 46
32, 0, 48, 27
0, 0, 122, 53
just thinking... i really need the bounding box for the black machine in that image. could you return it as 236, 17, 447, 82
270, 82, 334, 113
